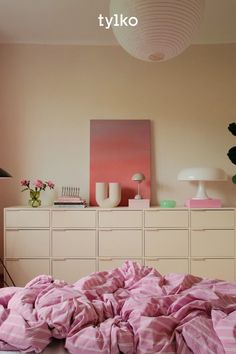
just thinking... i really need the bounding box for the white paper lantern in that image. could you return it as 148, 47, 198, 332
110, 0, 205, 62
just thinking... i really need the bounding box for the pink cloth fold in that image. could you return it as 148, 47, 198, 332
0, 261, 236, 353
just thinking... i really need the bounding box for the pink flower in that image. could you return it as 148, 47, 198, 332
20, 179, 30, 187
34, 179, 45, 189
46, 180, 55, 189
21, 178, 55, 194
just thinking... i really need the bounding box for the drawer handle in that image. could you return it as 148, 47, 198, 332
146, 258, 160, 261
100, 258, 113, 261
192, 210, 208, 212
53, 258, 67, 261
6, 258, 20, 261
192, 258, 206, 261
100, 229, 113, 232
192, 229, 206, 231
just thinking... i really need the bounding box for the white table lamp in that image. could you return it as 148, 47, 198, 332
177, 167, 227, 208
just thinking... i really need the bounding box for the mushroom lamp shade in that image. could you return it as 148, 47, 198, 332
0, 168, 12, 178
132, 172, 145, 199
110, 0, 205, 62
177, 167, 227, 206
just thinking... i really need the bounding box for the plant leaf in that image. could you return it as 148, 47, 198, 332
232, 175, 236, 184
228, 122, 236, 136
227, 146, 236, 165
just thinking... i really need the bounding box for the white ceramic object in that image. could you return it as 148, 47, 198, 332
95, 182, 121, 208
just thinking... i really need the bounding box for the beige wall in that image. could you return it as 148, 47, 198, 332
1, 43, 236, 256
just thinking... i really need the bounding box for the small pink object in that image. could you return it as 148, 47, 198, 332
185, 198, 222, 208
128, 199, 150, 208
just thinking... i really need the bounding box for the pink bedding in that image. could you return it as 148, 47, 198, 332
0, 261, 236, 354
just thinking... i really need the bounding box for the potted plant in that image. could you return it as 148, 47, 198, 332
227, 122, 236, 184
21, 179, 54, 207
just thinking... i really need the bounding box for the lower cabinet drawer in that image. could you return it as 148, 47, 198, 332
5, 259, 50, 287
98, 258, 142, 272
5, 230, 50, 257
191, 258, 235, 281
145, 229, 188, 257
99, 230, 142, 257
52, 230, 96, 257
191, 230, 235, 257
145, 258, 189, 275
52, 259, 96, 284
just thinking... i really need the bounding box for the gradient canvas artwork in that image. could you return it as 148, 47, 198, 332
90, 120, 151, 206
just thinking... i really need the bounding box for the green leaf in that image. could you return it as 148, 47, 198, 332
228, 123, 236, 136
227, 146, 236, 165
232, 175, 236, 184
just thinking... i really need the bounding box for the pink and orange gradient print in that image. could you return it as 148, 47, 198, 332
90, 120, 151, 206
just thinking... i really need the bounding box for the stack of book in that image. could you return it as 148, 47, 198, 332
53, 196, 87, 207
53, 186, 87, 207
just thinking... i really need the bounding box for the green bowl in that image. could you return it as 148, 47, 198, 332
160, 200, 176, 208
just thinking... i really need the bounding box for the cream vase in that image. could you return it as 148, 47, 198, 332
95, 182, 121, 208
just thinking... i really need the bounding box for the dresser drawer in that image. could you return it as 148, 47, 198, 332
191, 210, 234, 229
52, 259, 96, 284
99, 229, 142, 257
145, 229, 188, 257
5, 210, 50, 228
5, 230, 50, 257
52, 230, 96, 257
191, 259, 235, 281
52, 210, 96, 228
191, 230, 234, 257
144, 210, 188, 228
145, 258, 189, 275
5, 259, 50, 287
98, 210, 142, 228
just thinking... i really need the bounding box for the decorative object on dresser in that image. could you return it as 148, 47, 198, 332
21, 179, 55, 207
129, 172, 150, 208
131, 172, 145, 199
227, 122, 236, 184
177, 167, 227, 208
160, 200, 176, 208
128, 199, 150, 208
110, 0, 205, 62
54, 186, 87, 207
95, 182, 121, 208
90, 120, 151, 206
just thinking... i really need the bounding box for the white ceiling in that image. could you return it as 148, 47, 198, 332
0, 0, 235, 45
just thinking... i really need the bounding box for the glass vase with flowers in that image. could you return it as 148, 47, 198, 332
21, 179, 55, 207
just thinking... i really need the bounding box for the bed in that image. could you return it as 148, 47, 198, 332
0, 261, 236, 353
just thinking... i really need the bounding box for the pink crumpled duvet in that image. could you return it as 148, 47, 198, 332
0, 261, 236, 354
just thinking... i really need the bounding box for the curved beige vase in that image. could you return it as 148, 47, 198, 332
95, 182, 121, 208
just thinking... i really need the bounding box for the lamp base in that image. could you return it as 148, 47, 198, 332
185, 198, 222, 208
129, 199, 150, 209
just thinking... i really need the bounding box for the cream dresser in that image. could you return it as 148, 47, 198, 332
4, 207, 236, 286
